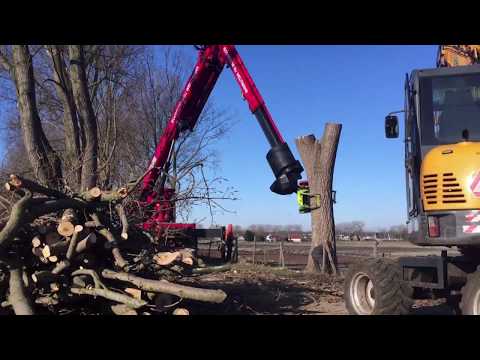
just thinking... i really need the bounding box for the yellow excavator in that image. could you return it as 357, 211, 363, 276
344, 45, 480, 315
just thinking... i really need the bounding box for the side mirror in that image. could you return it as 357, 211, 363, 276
385, 115, 399, 138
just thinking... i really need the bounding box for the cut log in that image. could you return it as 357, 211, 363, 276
179, 249, 195, 266
0, 189, 32, 249
66, 230, 80, 260
70, 288, 147, 309
172, 308, 189, 315
61, 208, 77, 223
41, 246, 51, 259
76, 233, 96, 253
153, 252, 181, 266
192, 264, 232, 275
57, 209, 79, 237
51, 260, 70, 275
117, 187, 128, 198
35, 296, 59, 306
83, 221, 97, 228
111, 304, 137, 315
72, 275, 88, 288
8, 174, 67, 199
46, 232, 96, 258
79, 187, 127, 203
115, 204, 128, 240
48, 256, 58, 263
181, 257, 194, 266
76, 186, 102, 202
102, 269, 228, 304
90, 213, 127, 269
8, 268, 34, 315
124, 287, 142, 300
87, 187, 102, 199
57, 221, 75, 237
32, 236, 42, 248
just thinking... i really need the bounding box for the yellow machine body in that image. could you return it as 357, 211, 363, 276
421, 141, 480, 211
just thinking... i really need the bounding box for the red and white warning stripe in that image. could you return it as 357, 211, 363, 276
471, 172, 480, 197
465, 210, 480, 222
463, 225, 480, 233
463, 210, 480, 233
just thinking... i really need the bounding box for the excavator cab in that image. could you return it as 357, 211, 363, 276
345, 48, 480, 316
396, 64, 480, 247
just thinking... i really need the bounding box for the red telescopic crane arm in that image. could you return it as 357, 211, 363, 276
140, 45, 303, 204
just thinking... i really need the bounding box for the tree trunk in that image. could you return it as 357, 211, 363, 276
295, 123, 342, 274
10, 45, 62, 189
68, 45, 98, 191
47, 45, 82, 190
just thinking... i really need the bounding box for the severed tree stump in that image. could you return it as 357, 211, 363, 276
295, 123, 342, 274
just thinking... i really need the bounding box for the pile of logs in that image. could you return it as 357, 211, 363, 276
0, 174, 228, 315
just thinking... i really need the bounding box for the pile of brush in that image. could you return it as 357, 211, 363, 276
0, 174, 227, 315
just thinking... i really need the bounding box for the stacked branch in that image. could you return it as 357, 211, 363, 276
0, 174, 229, 315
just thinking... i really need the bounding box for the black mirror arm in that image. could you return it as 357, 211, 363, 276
388, 110, 405, 116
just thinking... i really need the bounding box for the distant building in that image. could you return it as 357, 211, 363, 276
289, 233, 302, 243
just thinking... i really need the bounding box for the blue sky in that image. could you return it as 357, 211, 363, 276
177, 45, 438, 230
0, 45, 439, 231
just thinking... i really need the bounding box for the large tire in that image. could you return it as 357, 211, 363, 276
458, 246, 480, 262
344, 258, 413, 315
459, 270, 480, 315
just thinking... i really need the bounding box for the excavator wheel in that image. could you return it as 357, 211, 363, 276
459, 270, 480, 315
344, 258, 413, 315
458, 246, 480, 263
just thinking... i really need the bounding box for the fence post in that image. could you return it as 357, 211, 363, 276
233, 236, 239, 263
279, 240, 285, 268
253, 235, 256, 265
263, 245, 266, 265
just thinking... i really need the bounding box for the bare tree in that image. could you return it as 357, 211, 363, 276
0, 46, 62, 188
389, 224, 408, 240
68, 45, 99, 190
112, 46, 235, 223
296, 123, 342, 274
0, 45, 234, 224
336, 221, 365, 240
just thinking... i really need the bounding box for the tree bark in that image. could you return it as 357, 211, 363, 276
8, 174, 67, 199
295, 123, 342, 274
47, 45, 82, 189
0, 189, 32, 250
102, 269, 228, 303
10, 45, 62, 189
70, 287, 147, 309
8, 267, 34, 315
68, 45, 98, 191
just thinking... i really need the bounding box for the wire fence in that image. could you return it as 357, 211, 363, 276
238, 236, 286, 267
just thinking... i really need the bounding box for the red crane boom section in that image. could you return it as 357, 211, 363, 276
141, 45, 300, 205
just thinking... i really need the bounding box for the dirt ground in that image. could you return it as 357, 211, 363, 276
181, 258, 455, 315
181, 261, 346, 315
